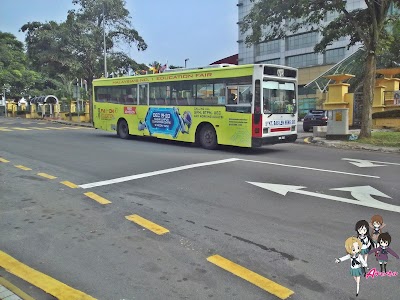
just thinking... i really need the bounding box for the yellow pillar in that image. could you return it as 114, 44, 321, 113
376, 68, 400, 107
372, 85, 386, 113
12, 103, 17, 116
323, 74, 355, 110
70, 101, 76, 113
6, 102, 12, 115
84, 101, 90, 122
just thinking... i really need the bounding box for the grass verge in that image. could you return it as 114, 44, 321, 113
353, 131, 400, 147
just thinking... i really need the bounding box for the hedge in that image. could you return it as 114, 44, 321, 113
372, 109, 400, 119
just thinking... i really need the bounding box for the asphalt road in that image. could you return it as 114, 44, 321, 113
1, 118, 399, 300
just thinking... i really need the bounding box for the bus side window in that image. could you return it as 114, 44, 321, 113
126, 95, 135, 104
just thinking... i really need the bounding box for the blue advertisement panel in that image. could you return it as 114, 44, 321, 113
139, 107, 192, 138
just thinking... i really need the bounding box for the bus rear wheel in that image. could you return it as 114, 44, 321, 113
199, 124, 217, 150
117, 119, 129, 139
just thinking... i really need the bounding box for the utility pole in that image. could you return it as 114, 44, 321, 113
103, 1, 107, 77
185, 58, 189, 68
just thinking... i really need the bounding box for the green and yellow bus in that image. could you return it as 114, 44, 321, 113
92, 64, 298, 149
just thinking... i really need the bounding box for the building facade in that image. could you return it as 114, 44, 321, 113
237, 0, 366, 115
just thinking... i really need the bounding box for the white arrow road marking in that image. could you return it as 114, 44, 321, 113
342, 158, 400, 167
240, 159, 379, 178
247, 182, 400, 213
331, 186, 391, 204
342, 158, 386, 168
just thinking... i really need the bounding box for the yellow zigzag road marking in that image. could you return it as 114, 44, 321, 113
37, 173, 57, 179
0, 250, 97, 300
84, 192, 112, 205
15, 165, 32, 171
207, 255, 294, 300
125, 214, 169, 235
60, 181, 79, 188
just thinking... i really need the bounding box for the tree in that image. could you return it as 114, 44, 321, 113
0, 31, 42, 98
21, 0, 147, 94
378, 18, 400, 68
241, 0, 400, 138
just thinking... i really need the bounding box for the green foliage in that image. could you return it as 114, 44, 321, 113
378, 18, 400, 69
21, 0, 147, 92
372, 109, 400, 119
0, 32, 42, 97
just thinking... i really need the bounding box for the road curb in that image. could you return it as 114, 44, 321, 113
0, 277, 35, 300
49, 120, 93, 128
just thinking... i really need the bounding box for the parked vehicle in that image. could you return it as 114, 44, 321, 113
303, 110, 328, 132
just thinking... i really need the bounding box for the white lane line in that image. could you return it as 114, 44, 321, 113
238, 159, 379, 178
79, 158, 240, 189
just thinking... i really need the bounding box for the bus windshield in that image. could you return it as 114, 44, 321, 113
262, 80, 295, 114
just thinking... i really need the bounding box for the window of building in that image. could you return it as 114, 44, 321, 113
285, 32, 318, 51
255, 39, 280, 56
324, 48, 345, 64
257, 58, 281, 65
286, 53, 318, 68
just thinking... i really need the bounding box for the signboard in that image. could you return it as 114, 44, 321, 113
124, 106, 136, 115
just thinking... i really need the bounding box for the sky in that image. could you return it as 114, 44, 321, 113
0, 0, 238, 68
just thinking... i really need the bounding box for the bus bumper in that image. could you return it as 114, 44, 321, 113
252, 134, 297, 147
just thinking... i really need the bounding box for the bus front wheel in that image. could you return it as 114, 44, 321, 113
199, 124, 217, 150
117, 119, 129, 139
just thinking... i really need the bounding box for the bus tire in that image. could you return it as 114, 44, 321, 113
117, 119, 129, 139
199, 124, 218, 150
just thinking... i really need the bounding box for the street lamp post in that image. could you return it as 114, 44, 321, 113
185, 58, 189, 68
103, 2, 107, 77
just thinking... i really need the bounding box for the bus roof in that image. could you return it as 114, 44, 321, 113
92, 64, 297, 86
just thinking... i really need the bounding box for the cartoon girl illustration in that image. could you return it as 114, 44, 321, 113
369, 214, 386, 249
355, 220, 371, 270
335, 237, 367, 297
369, 232, 399, 273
